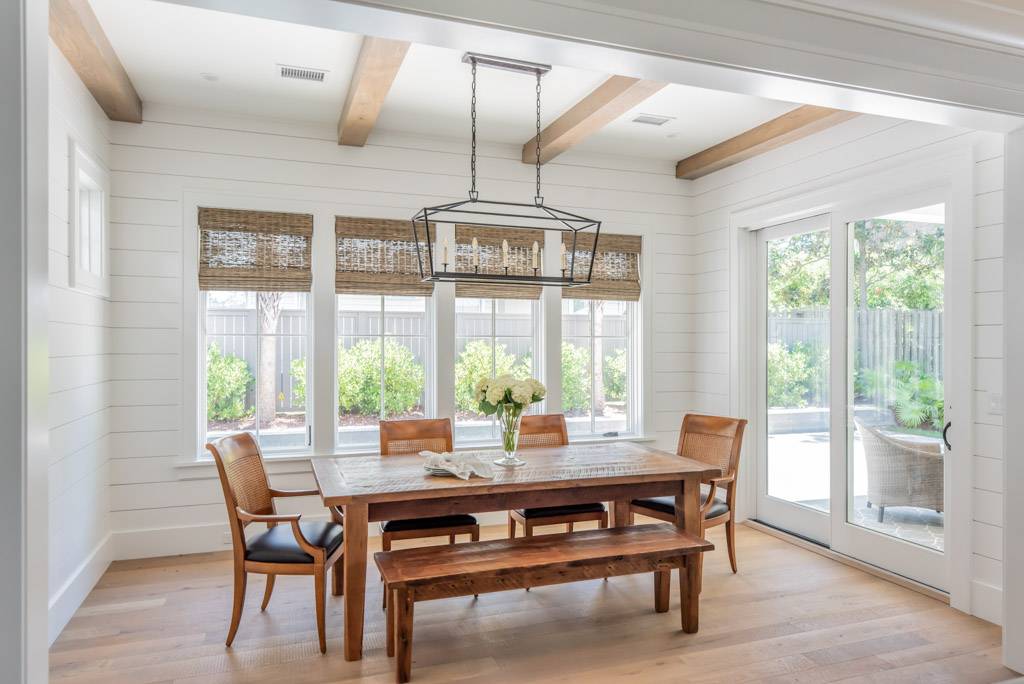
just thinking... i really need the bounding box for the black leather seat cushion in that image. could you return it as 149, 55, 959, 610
632, 492, 729, 519
381, 514, 478, 533
245, 521, 343, 564
515, 502, 606, 518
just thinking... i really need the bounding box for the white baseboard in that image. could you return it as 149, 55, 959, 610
48, 532, 113, 645
112, 511, 512, 561
971, 579, 1003, 625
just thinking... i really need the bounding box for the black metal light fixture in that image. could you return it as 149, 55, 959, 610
412, 52, 601, 288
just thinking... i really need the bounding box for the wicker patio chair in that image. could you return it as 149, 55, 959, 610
855, 419, 944, 522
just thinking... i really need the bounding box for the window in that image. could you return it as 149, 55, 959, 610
197, 207, 313, 452
562, 299, 635, 436
336, 294, 429, 448
68, 140, 109, 296
455, 297, 540, 443
203, 290, 310, 450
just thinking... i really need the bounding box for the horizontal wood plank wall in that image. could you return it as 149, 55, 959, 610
47, 42, 114, 643
104, 103, 691, 558
686, 115, 1005, 625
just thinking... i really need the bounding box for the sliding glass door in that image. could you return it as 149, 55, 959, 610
756, 215, 832, 544
755, 197, 953, 590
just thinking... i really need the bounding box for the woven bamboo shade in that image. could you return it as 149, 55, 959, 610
454, 225, 543, 299
335, 216, 433, 297
198, 208, 313, 292
562, 232, 641, 301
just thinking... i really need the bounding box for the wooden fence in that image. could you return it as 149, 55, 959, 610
768, 307, 943, 409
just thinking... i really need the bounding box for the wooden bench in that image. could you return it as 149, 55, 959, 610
375, 524, 713, 682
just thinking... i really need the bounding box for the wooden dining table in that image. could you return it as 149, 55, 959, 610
311, 441, 719, 661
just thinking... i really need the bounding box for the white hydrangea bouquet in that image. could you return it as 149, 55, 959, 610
474, 374, 546, 467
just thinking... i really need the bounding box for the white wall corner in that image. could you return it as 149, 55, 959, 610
47, 534, 113, 645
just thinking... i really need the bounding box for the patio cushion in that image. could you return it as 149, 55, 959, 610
381, 514, 478, 533
632, 492, 729, 519
514, 502, 606, 518
245, 521, 343, 564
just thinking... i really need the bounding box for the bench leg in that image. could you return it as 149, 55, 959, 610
396, 588, 414, 683
508, 515, 516, 538
679, 557, 698, 633
386, 586, 395, 658
654, 569, 670, 613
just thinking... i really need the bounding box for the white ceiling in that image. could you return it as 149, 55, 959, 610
87, 0, 800, 161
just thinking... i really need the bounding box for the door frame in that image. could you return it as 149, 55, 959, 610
730, 144, 975, 606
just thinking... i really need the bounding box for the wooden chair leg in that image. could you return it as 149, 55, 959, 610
396, 588, 414, 683
599, 512, 608, 529
725, 519, 738, 574
508, 515, 516, 538
449, 533, 455, 544
260, 574, 275, 612
654, 569, 670, 613
332, 557, 344, 596
524, 521, 534, 538
314, 567, 327, 654
386, 586, 395, 658
225, 565, 246, 647
566, 522, 574, 533
381, 532, 392, 611
471, 526, 480, 542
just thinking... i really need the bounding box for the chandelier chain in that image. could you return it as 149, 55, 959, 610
535, 70, 543, 205
469, 59, 478, 201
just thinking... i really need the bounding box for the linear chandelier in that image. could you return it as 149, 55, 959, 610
412, 52, 601, 288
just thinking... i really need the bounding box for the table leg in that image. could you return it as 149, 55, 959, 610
342, 503, 368, 661
654, 569, 670, 613
676, 476, 701, 633
611, 498, 632, 527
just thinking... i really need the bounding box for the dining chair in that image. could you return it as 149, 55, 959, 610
207, 432, 344, 654
378, 418, 480, 607
630, 414, 747, 573
507, 414, 608, 537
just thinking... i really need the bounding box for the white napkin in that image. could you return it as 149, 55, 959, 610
420, 451, 495, 480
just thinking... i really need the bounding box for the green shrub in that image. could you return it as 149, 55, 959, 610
206, 343, 253, 421
291, 340, 425, 417
453, 339, 526, 413
766, 342, 812, 408
561, 341, 591, 412
603, 347, 628, 402
860, 360, 943, 430
338, 340, 424, 415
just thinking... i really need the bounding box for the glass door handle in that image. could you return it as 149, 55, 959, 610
942, 421, 952, 451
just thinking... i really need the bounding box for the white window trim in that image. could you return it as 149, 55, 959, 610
67, 138, 110, 297
181, 193, 649, 462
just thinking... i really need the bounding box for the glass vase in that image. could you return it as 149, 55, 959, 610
494, 403, 526, 467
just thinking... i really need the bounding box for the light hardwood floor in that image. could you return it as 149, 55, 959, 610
50, 524, 1015, 683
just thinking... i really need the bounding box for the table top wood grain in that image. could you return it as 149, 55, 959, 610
312, 442, 719, 506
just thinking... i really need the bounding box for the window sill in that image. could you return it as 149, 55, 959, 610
175, 433, 657, 475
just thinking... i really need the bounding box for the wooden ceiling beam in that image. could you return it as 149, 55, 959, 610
49, 0, 142, 123
675, 105, 857, 179
522, 76, 665, 165
338, 37, 410, 146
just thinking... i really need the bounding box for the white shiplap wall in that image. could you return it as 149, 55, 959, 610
105, 104, 692, 557
684, 115, 1005, 624
47, 44, 113, 642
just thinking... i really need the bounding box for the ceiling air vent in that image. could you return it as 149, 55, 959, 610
279, 65, 327, 83
631, 113, 673, 126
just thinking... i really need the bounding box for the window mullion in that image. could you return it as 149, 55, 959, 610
379, 296, 386, 421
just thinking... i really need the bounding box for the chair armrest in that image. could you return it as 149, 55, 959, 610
235, 508, 321, 557
269, 488, 320, 498
700, 476, 733, 515
329, 506, 344, 525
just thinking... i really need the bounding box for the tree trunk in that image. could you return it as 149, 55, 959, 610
258, 292, 282, 430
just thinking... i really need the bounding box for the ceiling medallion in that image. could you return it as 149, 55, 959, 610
412, 52, 601, 288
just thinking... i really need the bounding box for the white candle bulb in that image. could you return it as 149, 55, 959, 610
442, 237, 449, 266
532, 241, 539, 269
472, 237, 479, 266
502, 239, 509, 267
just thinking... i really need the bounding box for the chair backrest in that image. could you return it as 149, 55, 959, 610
518, 413, 569, 449
677, 414, 747, 482
380, 418, 453, 455
207, 432, 274, 540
